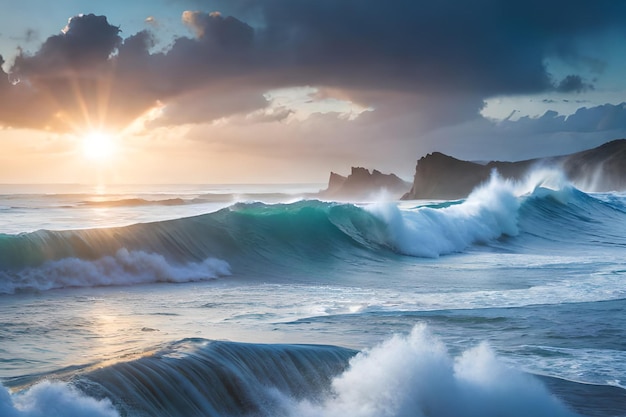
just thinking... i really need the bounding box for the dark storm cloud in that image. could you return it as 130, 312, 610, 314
556, 75, 594, 93
1, 1, 625, 131
197, 0, 626, 93
182, 10, 254, 47
0, 54, 54, 129
13, 13, 121, 76
0, 14, 124, 131
0, 11, 267, 130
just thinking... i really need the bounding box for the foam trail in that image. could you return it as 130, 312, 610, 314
369, 171, 520, 257
0, 248, 231, 294
286, 325, 579, 417
0, 381, 119, 417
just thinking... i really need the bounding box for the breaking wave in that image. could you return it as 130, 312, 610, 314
1, 325, 586, 417
0, 248, 230, 294
1, 170, 625, 294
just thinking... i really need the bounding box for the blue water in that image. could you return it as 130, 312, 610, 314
1, 174, 625, 416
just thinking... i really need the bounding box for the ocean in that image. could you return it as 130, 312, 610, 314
1, 171, 625, 417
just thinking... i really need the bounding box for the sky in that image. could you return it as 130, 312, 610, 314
0, 0, 625, 184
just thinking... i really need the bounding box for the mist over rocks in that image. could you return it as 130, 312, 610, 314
402, 139, 626, 199
561, 139, 626, 191
319, 167, 411, 200
400, 152, 538, 200
314, 139, 626, 201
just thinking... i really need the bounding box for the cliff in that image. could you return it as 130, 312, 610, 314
319, 167, 411, 200
402, 152, 491, 200
402, 139, 626, 200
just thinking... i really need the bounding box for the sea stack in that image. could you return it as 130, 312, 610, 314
319, 167, 411, 200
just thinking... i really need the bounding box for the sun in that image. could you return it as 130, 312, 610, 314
82, 131, 116, 161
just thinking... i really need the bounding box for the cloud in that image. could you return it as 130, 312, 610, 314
416, 102, 626, 164
182, 10, 254, 47
0, 2, 625, 135
24, 29, 39, 43
0, 14, 124, 131
208, 0, 626, 94
556, 75, 594, 93
13, 14, 121, 76
7, 28, 40, 43
493, 102, 626, 134
150, 85, 269, 126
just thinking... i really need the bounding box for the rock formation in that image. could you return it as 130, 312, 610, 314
402, 139, 626, 200
319, 167, 411, 200
401, 152, 491, 200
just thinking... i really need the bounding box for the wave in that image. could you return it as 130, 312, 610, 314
367, 171, 520, 257
0, 381, 118, 417
2, 191, 301, 211
1, 170, 625, 294
75, 193, 300, 208
1, 325, 599, 417
78, 198, 191, 208
517, 176, 626, 250
0, 248, 230, 294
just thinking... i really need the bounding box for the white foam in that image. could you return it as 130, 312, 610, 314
516, 167, 580, 205
0, 248, 231, 294
283, 324, 578, 417
369, 171, 520, 257
0, 381, 119, 417
516, 167, 570, 194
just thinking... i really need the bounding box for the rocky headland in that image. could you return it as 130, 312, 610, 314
315, 139, 626, 201
402, 139, 626, 200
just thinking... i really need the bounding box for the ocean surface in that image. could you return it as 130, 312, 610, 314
1, 171, 625, 417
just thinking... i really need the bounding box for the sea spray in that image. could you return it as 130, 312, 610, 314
368, 171, 520, 257
2, 325, 580, 417
517, 167, 571, 194
286, 325, 579, 417
516, 167, 578, 205
0, 382, 119, 417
